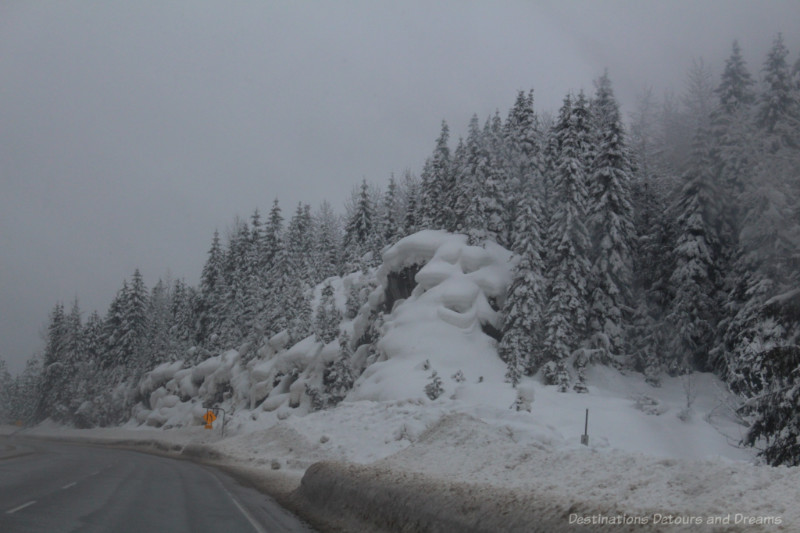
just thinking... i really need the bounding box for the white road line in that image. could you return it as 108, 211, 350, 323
62, 481, 77, 489
6, 500, 37, 514
212, 477, 267, 533
89, 470, 100, 476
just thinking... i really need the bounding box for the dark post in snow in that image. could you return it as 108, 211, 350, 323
581, 408, 589, 446
214, 406, 227, 439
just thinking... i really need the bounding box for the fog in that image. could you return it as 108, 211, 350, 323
1, 0, 798, 374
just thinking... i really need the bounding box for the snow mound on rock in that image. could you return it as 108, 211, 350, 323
351, 231, 516, 403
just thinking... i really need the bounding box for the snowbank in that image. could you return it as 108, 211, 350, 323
351, 231, 516, 403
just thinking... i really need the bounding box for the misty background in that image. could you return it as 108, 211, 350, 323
2, 0, 799, 375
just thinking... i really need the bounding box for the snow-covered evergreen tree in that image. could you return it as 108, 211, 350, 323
37, 302, 67, 421
400, 171, 421, 237
321, 331, 354, 406
711, 40, 756, 242
541, 93, 593, 376
757, 33, 798, 151
344, 179, 377, 269
665, 128, 724, 373
503, 89, 542, 238
420, 121, 453, 231
743, 346, 800, 466
197, 229, 225, 346
315, 282, 341, 344
586, 73, 635, 358
11, 356, 42, 424
380, 174, 401, 245
312, 201, 343, 281
498, 187, 546, 383
0, 359, 13, 424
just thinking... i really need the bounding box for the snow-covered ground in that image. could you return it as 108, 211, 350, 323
12, 367, 799, 531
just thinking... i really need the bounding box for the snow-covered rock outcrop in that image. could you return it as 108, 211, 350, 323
351, 231, 516, 403
132, 231, 518, 426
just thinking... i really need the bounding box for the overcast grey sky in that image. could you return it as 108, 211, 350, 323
1, 1, 799, 374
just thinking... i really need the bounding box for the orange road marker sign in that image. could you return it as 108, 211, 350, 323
203, 410, 217, 429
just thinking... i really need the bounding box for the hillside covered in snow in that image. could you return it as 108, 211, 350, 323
3, 35, 800, 530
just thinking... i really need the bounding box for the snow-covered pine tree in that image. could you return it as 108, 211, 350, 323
315, 282, 341, 344
82, 310, 104, 370
586, 73, 635, 359
710, 40, 756, 244
425, 121, 454, 231
453, 114, 505, 245
682, 58, 716, 145
380, 174, 401, 245
144, 280, 171, 371
286, 280, 313, 345
283, 205, 315, 343
197, 229, 225, 347
312, 201, 343, 281
263, 198, 285, 270
481, 111, 513, 247
263, 231, 290, 339
343, 179, 377, 269
452, 115, 481, 236
286, 203, 314, 286
36, 302, 67, 421
743, 345, 800, 466
400, 170, 421, 237
321, 331, 354, 406
261, 199, 286, 338
222, 218, 252, 344
541, 93, 593, 381
503, 89, 542, 241
60, 299, 88, 421
101, 281, 127, 373
0, 359, 12, 424
122, 269, 150, 377
722, 142, 800, 394
665, 127, 724, 373
169, 279, 197, 359
757, 33, 799, 151
240, 209, 267, 343
12, 356, 42, 424
498, 183, 546, 384
424, 370, 444, 400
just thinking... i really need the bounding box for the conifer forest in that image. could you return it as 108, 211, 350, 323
2, 35, 800, 467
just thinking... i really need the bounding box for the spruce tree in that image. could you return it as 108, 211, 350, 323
344, 179, 376, 268
586, 74, 635, 357
743, 346, 800, 466
541, 93, 593, 375
322, 331, 354, 406
503, 89, 542, 240
711, 40, 756, 240
315, 282, 341, 344
37, 302, 67, 421
665, 129, 723, 373
498, 188, 546, 383
312, 201, 343, 281
757, 33, 798, 151
197, 229, 225, 346
401, 171, 421, 237
122, 269, 150, 376
0, 359, 12, 424
381, 174, 400, 245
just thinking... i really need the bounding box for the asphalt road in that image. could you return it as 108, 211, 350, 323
0, 436, 314, 533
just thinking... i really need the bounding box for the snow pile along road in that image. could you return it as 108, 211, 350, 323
296, 413, 798, 532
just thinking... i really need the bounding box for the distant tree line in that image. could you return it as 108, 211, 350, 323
2, 35, 799, 465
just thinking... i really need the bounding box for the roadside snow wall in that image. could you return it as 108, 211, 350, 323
295, 413, 796, 532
